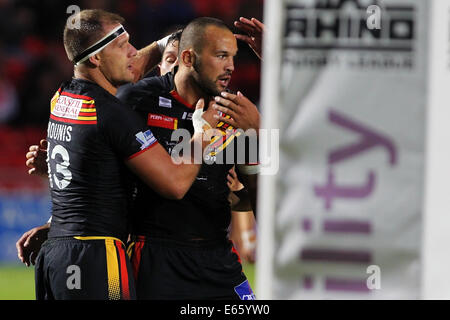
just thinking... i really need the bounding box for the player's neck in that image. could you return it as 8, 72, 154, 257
74, 68, 118, 96
174, 70, 211, 106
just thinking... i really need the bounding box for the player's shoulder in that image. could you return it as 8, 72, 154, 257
116, 73, 174, 105
56, 78, 99, 101
76, 80, 128, 114
58, 78, 122, 107
65, 79, 137, 122
52, 78, 128, 118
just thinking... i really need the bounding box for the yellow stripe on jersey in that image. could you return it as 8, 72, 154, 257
73, 236, 123, 300
126, 242, 135, 259
221, 130, 241, 150
73, 236, 124, 245
105, 238, 121, 300
216, 113, 233, 129
208, 131, 242, 156
50, 91, 60, 113
204, 112, 242, 156
49, 91, 97, 123
77, 116, 97, 121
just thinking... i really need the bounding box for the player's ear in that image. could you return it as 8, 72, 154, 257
181, 49, 195, 67
88, 53, 101, 67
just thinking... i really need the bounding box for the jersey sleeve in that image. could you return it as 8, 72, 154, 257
98, 100, 158, 160
116, 75, 170, 110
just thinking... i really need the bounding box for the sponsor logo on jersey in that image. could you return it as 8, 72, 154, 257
147, 113, 178, 130
50, 90, 97, 124
159, 96, 172, 108
234, 280, 256, 300
135, 129, 157, 150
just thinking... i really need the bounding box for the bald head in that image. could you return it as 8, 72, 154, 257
175, 17, 237, 97
179, 17, 232, 54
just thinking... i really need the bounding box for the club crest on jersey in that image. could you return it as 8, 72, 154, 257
135, 130, 157, 150
159, 96, 172, 108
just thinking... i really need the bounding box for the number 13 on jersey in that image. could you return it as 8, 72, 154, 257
47, 142, 72, 190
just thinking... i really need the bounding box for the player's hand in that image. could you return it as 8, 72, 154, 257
213, 91, 260, 132
16, 223, 50, 267
227, 167, 244, 192
234, 17, 265, 60
200, 99, 219, 129
192, 99, 220, 145
26, 139, 48, 177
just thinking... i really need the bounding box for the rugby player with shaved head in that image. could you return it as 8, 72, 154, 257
119, 17, 261, 300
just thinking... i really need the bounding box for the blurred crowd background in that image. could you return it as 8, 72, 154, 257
0, 0, 263, 261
